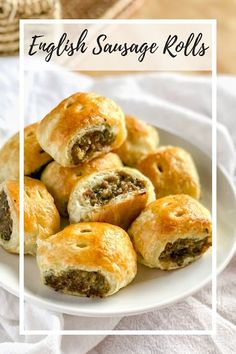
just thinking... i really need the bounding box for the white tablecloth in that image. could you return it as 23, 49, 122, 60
0, 58, 235, 354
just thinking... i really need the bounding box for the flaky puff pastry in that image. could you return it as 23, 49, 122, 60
36, 92, 127, 167
0, 177, 60, 255
116, 115, 159, 167
0, 134, 19, 182
137, 146, 200, 199
41, 153, 123, 217
128, 195, 212, 270
0, 123, 52, 182
24, 123, 53, 176
37, 223, 137, 297
68, 167, 155, 229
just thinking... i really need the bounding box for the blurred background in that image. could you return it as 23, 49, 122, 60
0, 0, 235, 74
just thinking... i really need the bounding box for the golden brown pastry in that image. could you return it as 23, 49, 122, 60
137, 146, 200, 199
68, 167, 155, 229
0, 133, 19, 182
36, 92, 127, 167
0, 177, 60, 255
37, 223, 137, 297
24, 123, 53, 176
128, 195, 212, 270
0, 123, 53, 182
41, 153, 123, 217
116, 115, 159, 166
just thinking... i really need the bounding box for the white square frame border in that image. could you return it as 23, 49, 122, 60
19, 19, 217, 336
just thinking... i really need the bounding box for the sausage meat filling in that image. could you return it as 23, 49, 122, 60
0, 191, 13, 241
71, 125, 114, 164
159, 237, 211, 266
83, 171, 146, 206
44, 269, 110, 297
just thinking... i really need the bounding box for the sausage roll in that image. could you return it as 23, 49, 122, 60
0, 123, 53, 182
128, 195, 212, 270
116, 115, 159, 166
0, 177, 60, 255
137, 146, 200, 199
37, 223, 137, 297
68, 167, 155, 229
36, 92, 127, 167
41, 153, 123, 217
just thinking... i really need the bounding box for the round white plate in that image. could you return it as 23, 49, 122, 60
0, 128, 236, 317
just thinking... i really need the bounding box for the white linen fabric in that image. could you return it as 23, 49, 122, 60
0, 58, 235, 354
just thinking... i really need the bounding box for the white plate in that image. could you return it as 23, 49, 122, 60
0, 128, 236, 317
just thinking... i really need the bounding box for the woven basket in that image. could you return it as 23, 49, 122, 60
0, 0, 61, 55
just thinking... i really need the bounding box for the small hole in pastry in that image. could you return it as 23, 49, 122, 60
163, 202, 171, 208
39, 149, 45, 154
76, 243, 87, 248
75, 173, 82, 177
38, 191, 44, 199
80, 228, 91, 233
66, 101, 83, 111
205, 228, 209, 233
174, 210, 184, 217
65, 101, 74, 109
26, 132, 34, 137
25, 190, 31, 197
156, 164, 163, 173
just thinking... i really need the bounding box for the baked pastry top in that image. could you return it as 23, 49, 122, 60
116, 115, 159, 167
128, 194, 212, 270
37, 222, 137, 297
137, 145, 200, 199
68, 167, 155, 229
0, 122, 52, 182
36, 92, 127, 167
0, 177, 60, 255
41, 152, 123, 217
